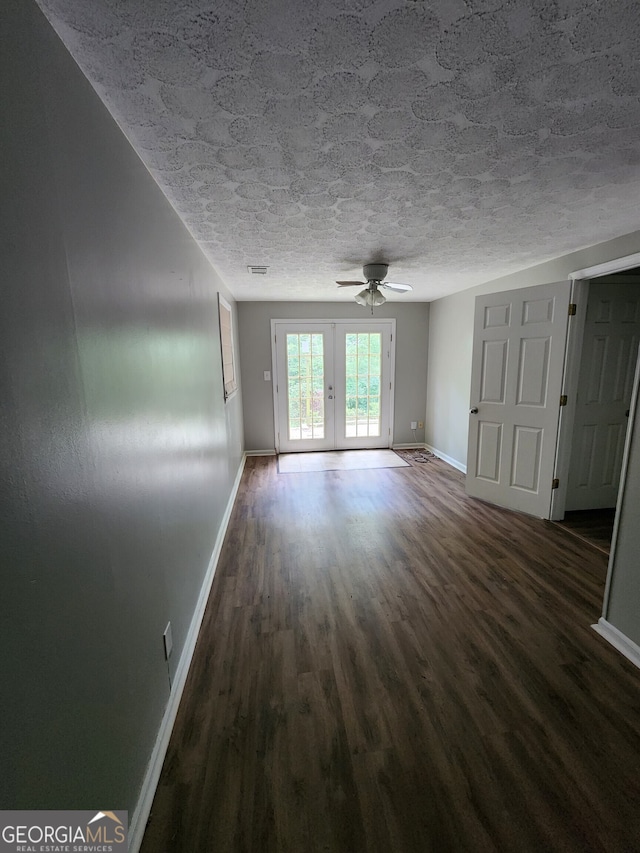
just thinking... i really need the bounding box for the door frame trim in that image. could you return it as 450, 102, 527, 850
270, 318, 396, 454
560, 253, 640, 629
550, 252, 640, 519
548, 277, 589, 519
569, 250, 640, 281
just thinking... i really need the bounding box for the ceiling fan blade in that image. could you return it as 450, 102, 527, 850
381, 281, 413, 293
337, 280, 365, 287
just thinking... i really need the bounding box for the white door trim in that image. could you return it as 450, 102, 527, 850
556, 249, 640, 662
550, 257, 640, 519
272, 321, 336, 453
333, 322, 394, 450
549, 277, 589, 519
601, 341, 640, 619
570, 251, 640, 280
270, 318, 396, 454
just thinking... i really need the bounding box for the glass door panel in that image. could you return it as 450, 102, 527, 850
344, 332, 382, 438
286, 332, 325, 441
275, 323, 334, 453
335, 323, 391, 449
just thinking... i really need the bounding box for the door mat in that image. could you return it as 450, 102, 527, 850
278, 449, 410, 473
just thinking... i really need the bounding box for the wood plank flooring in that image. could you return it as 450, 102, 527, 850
141, 455, 640, 853
554, 508, 616, 555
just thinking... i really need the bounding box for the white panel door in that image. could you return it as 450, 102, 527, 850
273, 321, 394, 453
565, 281, 640, 510
466, 282, 571, 517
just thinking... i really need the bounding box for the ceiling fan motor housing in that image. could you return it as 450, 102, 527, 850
363, 263, 388, 282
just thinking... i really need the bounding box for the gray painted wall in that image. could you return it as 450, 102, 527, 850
237, 301, 429, 451
426, 232, 640, 659
0, 0, 243, 813
606, 369, 640, 647
426, 231, 640, 469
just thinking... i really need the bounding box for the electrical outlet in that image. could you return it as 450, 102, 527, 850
163, 622, 173, 660
263, 370, 271, 381
418, 421, 424, 429
411, 421, 417, 430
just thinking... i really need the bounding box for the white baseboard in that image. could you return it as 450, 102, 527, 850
245, 448, 276, 456
392, 442, 427, 450
128, 453, 247, 853
424, 444, 467, 473
592, 618, 640, 672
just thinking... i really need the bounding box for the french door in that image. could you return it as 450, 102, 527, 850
271, 320, 395, 453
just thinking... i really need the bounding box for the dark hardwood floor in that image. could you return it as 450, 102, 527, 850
554, 508, 617, 555
141, 455, 640, 853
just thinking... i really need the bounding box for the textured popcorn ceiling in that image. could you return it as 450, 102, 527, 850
36, 0, 640, 301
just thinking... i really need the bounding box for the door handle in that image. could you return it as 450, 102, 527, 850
469, 406, 479, 414
328, 395, 333, 399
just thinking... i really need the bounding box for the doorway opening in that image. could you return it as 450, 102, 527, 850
553, 259, 640, 551
553, 508, 616, 555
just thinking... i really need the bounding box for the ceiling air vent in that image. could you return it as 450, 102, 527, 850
247, 265, 269, 275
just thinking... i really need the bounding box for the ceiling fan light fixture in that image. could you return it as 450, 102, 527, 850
355, 287, 386, 309
338, 262, 410, 311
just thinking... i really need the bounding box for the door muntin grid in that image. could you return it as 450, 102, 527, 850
286, 332, 325, 441
344, 332, 382, 438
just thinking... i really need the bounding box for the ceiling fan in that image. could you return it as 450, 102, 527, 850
337, 263, 413, 312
